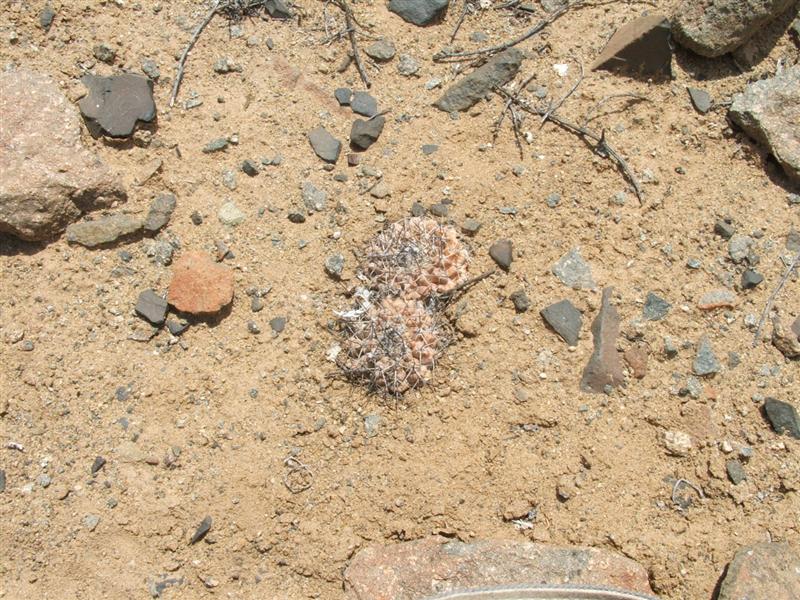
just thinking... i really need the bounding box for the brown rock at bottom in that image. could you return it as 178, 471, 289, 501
717, 542, 800, 600
0, 69, 126, 241
168, 251, 234, 315
344, 537, 654, 600
581, 287, 626, 393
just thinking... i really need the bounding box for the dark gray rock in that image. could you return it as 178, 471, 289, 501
726, 459, 746, 485
673, 0, 795, 57
434, 48, 523, 113
135, 289, 168, 325
270, 316, 287, 333
241, 159, 259, 176
429, 202, 448, 217
165, 318, 189, 336
643, 292, 671, 321
93, 43, 116, 64
144, 193, 176, 233
325, 254, 345, 279
389, 0, 449, 26
91, 456, 106, 475
693, 336, 721, 376
308, 126, 342, 163
39, 5, 56, 31
540, 299, 582, 346
509, 290, 531, 313
461, 218, 480, 235
351, 92, 378, 117
350, 116, 385, 150
411, 202, 427, 217
688, 87, 712, 113
489, 239, 513, 270
0, 469, 5, 493
421, 144, 439, 155
552, 248, 596, 289
714, 218, 736, 239
335, 87, 352, 106
203, 138, 228, 153
190, 211, 203, 225
365, 39, 396, 62
79, 74, 155, 138
741, 269, 763, 289
66, 214, 143, 247
264, 0, 293, 19
190, 516, 212, 544
580, 288, 625, 393
545, 193, 561, 208
763, 397, 800, 439
729, 65, 800, 184
288, 211, 306, 224
590, 14, 672, 78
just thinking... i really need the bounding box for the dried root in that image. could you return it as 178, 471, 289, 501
334, 217, 471, 395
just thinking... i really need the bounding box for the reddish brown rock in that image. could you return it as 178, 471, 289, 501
0, 69, 126, 241
773, 315, 800, 359
697, 289, 737, 310
591, 14, 672, 78
168, 252, 234, 315
581, 287, 626, 393
624, 342, 650, 379
344, 537, 655, 600
717, 542, 800, 600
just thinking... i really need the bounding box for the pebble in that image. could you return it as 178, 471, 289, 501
509, 290, 531, 313
39, 4, 56, 31
663, 336, 678, 358
540, 299, 582, 346
370, 182, 390, 199
430, 203, 448, 217
728, 234, 754, 263
698, 289, 737, 310
144, 193, 176, 233
489, 239, 513, 270
247, 321, 260, 334
686, 258, 702, 269
203, 138, 229, 153
190, 516, 212, 544
741, 269, 763, 289
365, 39, 396, 61
135, 289, 168, 325
241, 159, 259, 176
213, 57, 241, 73
37, 474, 51, 488
190, 211, 203, 225
165, 319, 189, 336
20, 340, 34, 352
301, 181, 327, 213
763, 397, 800, 439
288, 211, 306, 224
351, 91, 378, 117
663, 430, 693, 456
552, 248, 596, 289
545, 193, 561, 208
643, 292, 671, 320
688, 87, 712, 113
308, 126, 342, 163
250, 297, 264, 313
334, 87, 352, 106
714, 218, 736, 239
218, 202, 245, 226
350, 116, 386, 150
325, 254, 345, 279
0, 469, 5, 493
461, 218, 481, 235
364, 414, 381, 438
83, 514, 101, 531
397, 54, 420, 76
91, 456, 106, 475
270, 316, 287, 333
66, 214, 143, 247
421, 144, 439, 155
141, 59, 160, 80
93, 43, 116, 64
167, 252, 235, 316
726, 459, 746, 485
693, 335, 721, 376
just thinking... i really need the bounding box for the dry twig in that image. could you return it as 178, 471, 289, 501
334, 0, 371, 88
540, 59, 584, 125
752, 249, 800, 347
170, 0, 222, 107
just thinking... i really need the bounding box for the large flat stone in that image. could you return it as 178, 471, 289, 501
389, 0, 449, 26
0, 69, 126, 241
729, 66, 800, 184
65, 214, 143, 247
580, 287, 625, 393
434, 49, 523, 113
591, 14, 672, 78
168, 251, 234, 316
79, 73, 156, 138
717, 542, 800, 600
345, 537, 655, 599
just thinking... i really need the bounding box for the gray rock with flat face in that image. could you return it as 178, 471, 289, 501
365, 39, 396, 62
65, 214, 143, 247
350, 116, 385, 150
693, 335, 721, 376
301, 181, 327, 213
389, 0, 449, 26
552, 248, 596, 290
0, 70, 126, 241
135, 289, 168, 325
673, 0, 796, 57
351, 92, 378, 117
79, 73, 156, 138
643, 292, 671, 321
763, 397, 800, 439
540, 299, 582, 346
144, 193, 176, 232
308, 126, 342, 163
434, 49, 524, 113
729, 66, 800, 184
590, 14, 672, 78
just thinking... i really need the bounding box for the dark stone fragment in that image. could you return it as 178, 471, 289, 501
434, 49, 523, 112
203, 138, 229, 153
93, 43, 116, 64
165, 319, 189, 336
79, 74, 156, 138
693, 335, 721, 376
325, 254, 345, 279
590, 14, 672, 78
643, 291, 671, 320
190, 211, 203, 225
288, 211, 306, 223
264, 0, 293, 19
580, 288, 625, 392
540, 299, 582, 346
190, 516, 212, 544
351, 92, 378, 117
422, 144, 439, 155
135, 289, 168, 325
39, 5, 56, 31
489, 239, 513, 270
241, 159, 259, 176
792, 316, 800, 340
350, 116, 385, 150
308, 126, 342, 163
270, 316, 287, 333
410, 202, 427, 217
0, 469, 5, 493
144, 193, 176, 233
461, 218, 480, 235
335, 87, 352, 106
509, 290, 531, 313
115, 386, 130, 401
388, 0, 449, 26
714, 219, 736, 239
741, 269, 763, 289
763, 397, 800, 439
726, 459, 746, 485
429, 202, 448, 217
688, 87, 712, 113
91, 456, 106, 475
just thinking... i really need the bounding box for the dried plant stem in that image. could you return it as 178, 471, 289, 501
170, 0, 221, 107
335, 0, 371, 88
752, 249, 800, 347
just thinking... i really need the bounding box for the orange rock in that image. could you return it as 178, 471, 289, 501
624, 342, 650, 379
168, 251, 234, 315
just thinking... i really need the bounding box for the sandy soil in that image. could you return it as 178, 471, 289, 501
1, 1, 798, 599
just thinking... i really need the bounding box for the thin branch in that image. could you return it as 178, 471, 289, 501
581, 92, 649, 129
493, 72, 536, 143
335, 0, 371, 88
752, 249, 800, 347
170, 0, 222, 107
450, 0, 474, 43
540, 59, 584, 125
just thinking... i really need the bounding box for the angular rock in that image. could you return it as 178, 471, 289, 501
673, 0, 795, 57
388, 0, 449, 26
552, 248, 596, 290
643, 291, 670, 321
624, 342, 649, 379
728, 234, 754, 263
190, 516, 212, 544
698, 289, 737, 310
771, 314, 800, 359
729, 66, 800, 184
741, 268, 764, 289
0, 70, 126, 241
350, 116, 385, 151
488, 239, 513, 270
144, 193, 176, 233
792, 316, 800, 340
168, 252, 235, 316
509, 290, 531, 313
688, 87, 712, 114
308, 126, 342, 163
726, 459, 746, 485
264, 0, 293, 19
301, 181, 327, 213
540, 299, 582, 346
270, 316, 287, 333
325, 254, 345, 279
581, 288, 625, 393
66, 214, 143, 247
763, 397, 800, 439
344, 537, 654, 600
351, 92, 378, 117
590, 14, 672, 78
39, 5, 56, 31
693, 335, 721, 376
397, 54, 420, 76
434, 48, 523, 113
335, 87, 352, 106
717, 542, 800, 600
79, 73, 156, 138
135, 289, 168, 325
365, 39, 396, 62
218, 202, 245, 226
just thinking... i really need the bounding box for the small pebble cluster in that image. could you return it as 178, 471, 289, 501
335, 217, 469, 394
